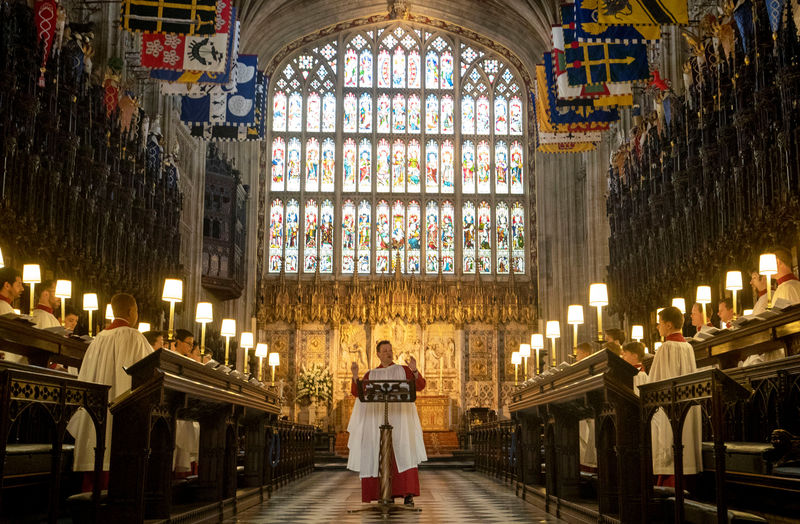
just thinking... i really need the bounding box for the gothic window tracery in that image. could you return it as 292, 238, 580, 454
267, 23, 528, 276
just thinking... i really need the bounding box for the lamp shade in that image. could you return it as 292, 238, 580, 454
546, 320, 561, 338
671, 298, 686, 314
22, 264, 41, 283
567, 305, 584, 325
195, 302, 213, 323
726, 271, 743, 291
654, 341, 663, 351
519, 343, 531, 358
696, 286, 712, 304
268, 352, 280, 367
220, 318, 236, 337
531, 333, 544, 350
82, 293, 98, 311
631, 325, 644, 341
0, 247, 4, 268
589, 283, 608, 306
240, 332, 254, 349
743, 309, 754, 316
511, 351, 521, 365
255, 343, 268, 358
759, 253, 778, 275
54, 280, 72, 299
105, 304, 114, 321
162, 278, 183, 302
138, 322, 151, 333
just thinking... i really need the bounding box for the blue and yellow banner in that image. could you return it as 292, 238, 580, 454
574, 0, 661, 42
121, 0, 218, 35
597, 0, 688, 25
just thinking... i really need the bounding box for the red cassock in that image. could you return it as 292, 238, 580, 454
351, 363, 426, 502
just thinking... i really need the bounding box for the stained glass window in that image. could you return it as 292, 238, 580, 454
285, 199, 300, 273
343, 139, 357, 192
303, 199, 318, 272
342, 200, 356, 273
268, 199, 283, 272
268, 25, 528, 276
320, 200, 334, 273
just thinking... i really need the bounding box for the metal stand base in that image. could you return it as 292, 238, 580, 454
347, 501, 422, 516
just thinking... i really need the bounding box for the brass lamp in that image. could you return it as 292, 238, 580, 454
519, 342, 531, 380
726, 271, 743, 317
268, 352, 280, 384
530, 333, 544, 375
546, 320, 560, 368
138, 322, 151, 333
760, 253, 778, 307
22, 264, 41, 313
631, 325, 644, 342
240, 332, 254, 373
83, 293, 98, 336
220, 318, 236, 367
511, 351, 521, 385
671, 297, 686, 315
589, 283, 608, 340
161, 278, 183, 340
195, 302, 213, 357
696, 286, 711, 324
54, 280, 72, 325
0, 247, 4, 268
105, 304, 114, 322
255, 343, 268, 381
567, 305, 584, 357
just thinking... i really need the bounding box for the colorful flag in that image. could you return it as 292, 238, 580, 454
150, 17, 239, 87
765, 0, 787, 33
574, 0, 661, 42
121, 0, 218, 35
538, 142, 598, 153
733, 0, 754, 53
180, 54, 258, 126
552, 26, 634, 105
597, 0, 688, 25
140, 0, 231, 71
540, 54, 619, 127
191, 72, 267, 141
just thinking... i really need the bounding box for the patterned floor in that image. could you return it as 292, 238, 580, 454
226, 469, 564, 523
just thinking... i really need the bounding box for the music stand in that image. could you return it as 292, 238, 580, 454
348, 378, 422, 516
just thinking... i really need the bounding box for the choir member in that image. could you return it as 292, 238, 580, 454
575, 341, 594, 362
749, 271, 768, 315
649, 306, 702, 486
0, 267, 22, 315
603, 328, 626, 346
170, 329, 194, 357
67, 293, 153, 491
621, 341, 648, 395
64, 310, 79, 333
771, 247, 800, 305
143, 330, 165, 351
31, 280, 61, 329
717, 298, 735, 328
347, 340, 427, 506
690, 303, 706, 331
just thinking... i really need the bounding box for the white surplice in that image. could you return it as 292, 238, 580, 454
773, 278, 800, 305
32, 307, 61, 329
752, 292, 768, 315
174, 420, 200, 472
67, 322, 153, 471
347, 364, 427, 478
648, 338, 703, 476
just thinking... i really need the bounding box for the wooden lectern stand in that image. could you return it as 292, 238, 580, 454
348, 378, 422, 516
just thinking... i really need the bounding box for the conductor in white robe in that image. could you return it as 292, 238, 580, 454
67, 293, 153, 491
649, 306, 702, 486
347, 339, 427, 506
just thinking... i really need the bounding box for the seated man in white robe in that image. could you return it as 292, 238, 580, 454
771, 246, 800, 305
31, 279, 61, 329
575, 342, 597, 472
347, 339, 427, 507
67, 293, 153, 492
621, 342, 648, 395
650, 306, 702, 487
0, 267, 28, 364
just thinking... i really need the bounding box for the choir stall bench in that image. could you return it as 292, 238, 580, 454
105, 349, 282, 523
509, 349, 643, 523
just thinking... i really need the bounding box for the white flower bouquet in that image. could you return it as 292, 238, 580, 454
296, 363, 333, 405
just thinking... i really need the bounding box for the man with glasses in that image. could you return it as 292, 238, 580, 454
171, 329, 194, 358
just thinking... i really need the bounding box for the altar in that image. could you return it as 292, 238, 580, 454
338, 395, 457, 432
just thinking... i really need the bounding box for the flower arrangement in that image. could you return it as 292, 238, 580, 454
296, 363, 333, 405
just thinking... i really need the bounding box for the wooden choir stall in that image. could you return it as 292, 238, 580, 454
473, 307, 800, 523
106, 349, 312, 523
